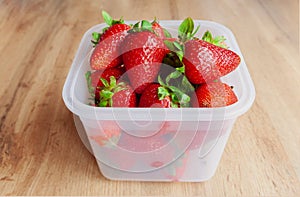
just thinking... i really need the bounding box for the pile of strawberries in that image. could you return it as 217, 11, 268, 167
86, 11, 240, 108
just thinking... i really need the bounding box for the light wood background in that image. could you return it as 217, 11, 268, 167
0, 0, 299, 196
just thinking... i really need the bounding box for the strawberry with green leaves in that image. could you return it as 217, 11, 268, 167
90, 11, 131, 70
162, 17, 240, 84
86, 66, 126, 105
121, 20, 168, 94
139, 70, 194, 108
96, 76, 137, 107
193, 81, 238, 107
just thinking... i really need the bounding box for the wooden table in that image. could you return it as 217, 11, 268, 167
0, 0, 299, 196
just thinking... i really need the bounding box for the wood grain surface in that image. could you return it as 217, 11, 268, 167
0, 0, 299, 196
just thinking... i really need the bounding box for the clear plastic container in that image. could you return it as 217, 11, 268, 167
62, 20, 255, 182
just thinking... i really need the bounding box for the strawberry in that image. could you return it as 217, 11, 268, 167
90, 11, 131, 70
183, 39, 241, 84
193, 81, 238, 107
86, 66, 126, 105
95, 66, 126, 87
90, 66, 125, 88
139, 69, 194, 108
97, 76, 137, 107
139, 83, 172, 108
121, 29, 167, 93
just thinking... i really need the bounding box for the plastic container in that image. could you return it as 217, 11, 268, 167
62, 20, 255, 182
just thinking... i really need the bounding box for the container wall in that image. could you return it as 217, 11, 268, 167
79, 116, 236, 181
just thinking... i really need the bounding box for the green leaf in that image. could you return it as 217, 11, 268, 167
141, 20, 153, 32
158, 75, 166, 86
202, 30, 228, 48
99, 100, 108, 107
92, 32, 101, 41
176, 50, 184, 61
100, 78, 109, 88
102, 10, 113, 26
101, 90, 114, 99
141, 20, 152, 28
173, 41, 183, 51
158, 86, 170, 100
163, 28, 172, 38
91, 32, 101, 47
168, 85, 182, 94
170, 93, 179, 103
178, 17, 194, 42
180, 93, 190, 103
114, 85, 126, 93
168, 86, 191, 106
176, 66, 185, 73
133, 21, 140, 28
181, 76, 195, 93
166, 70, 182, 85
202, 30, 213, 42
191, 25, 200, 37
178, 17, 194, 37
164, 40, 176, 52
109, 76, 117, 87
112, 17, 124, 25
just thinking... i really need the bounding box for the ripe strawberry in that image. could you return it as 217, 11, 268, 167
139, 83, 172, 108
193, 81, 238, 107
97, 76, 137, 107
121, 31, 167, 93
86, 66, 126, 105
90, 66, 125, 88
90, 11, 131, 70
183, 39, 241, 84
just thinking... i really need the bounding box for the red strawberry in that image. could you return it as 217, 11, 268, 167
152, 21, 165, 39
86, 66, 126, 105
90, 66, 125, 87
121, 31, 167, 94
90, 11, 131, 70
97, 76, 137, 107
111, 85, 137, 107
139, 83, 172, 108
95, 66, 125, 87
183, 39, 241, 84
193, 81, 238, 107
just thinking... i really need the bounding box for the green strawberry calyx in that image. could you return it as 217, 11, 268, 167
157, 70, 194, 108
178, 17, 200, 42
102, 10, 125, 27
201, 30, 228, 48
91, 10, 125, 47
128, 20, 153, 33
98, 76, 127, 107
